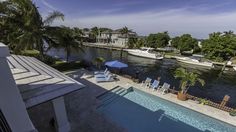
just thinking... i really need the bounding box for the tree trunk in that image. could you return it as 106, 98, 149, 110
66, 53, 69, 62
66, 47, 70, 62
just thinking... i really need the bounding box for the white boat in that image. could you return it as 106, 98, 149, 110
226, 61, 236, 71
233, 66, 236, 71
176, 56, 214, 68
125, 47, 164, 60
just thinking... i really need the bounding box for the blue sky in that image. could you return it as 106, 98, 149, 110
33, 0, 236, 38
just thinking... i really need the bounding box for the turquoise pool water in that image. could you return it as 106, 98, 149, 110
97, 87, 236, 132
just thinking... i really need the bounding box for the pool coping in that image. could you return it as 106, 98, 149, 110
73, 69, 236, 127
124, 84, 236, 127
130, 87, 236, 128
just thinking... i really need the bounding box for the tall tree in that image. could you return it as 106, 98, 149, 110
146, 34, 157, 48
99, 27, 112, 33
156, 31, 170, 48
120, 26, 130, 46
94, 57, 105, 69
202, 31, 236, 61
90, 26, 100, 42
146, 32, 170, 48
72, 27, 84, 42
0, 0, 64, 58
171, 34, 198, 53
136, 38, 145, 48
127, 37, 138, 49
53, 27, 83, 62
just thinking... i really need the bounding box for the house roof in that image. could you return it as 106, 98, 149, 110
7, 55, 85, 108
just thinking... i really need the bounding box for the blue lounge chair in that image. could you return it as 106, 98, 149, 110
149, 80, 160, 90
158, 83, 170, 94
95, 71, 110, 78
94, 68, 108, 75
141, 77, 152, 88
96, 74, 114, 83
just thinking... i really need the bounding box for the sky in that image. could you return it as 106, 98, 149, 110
33, 0, 236, 38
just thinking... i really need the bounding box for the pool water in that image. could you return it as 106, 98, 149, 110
97, 87, 236, 132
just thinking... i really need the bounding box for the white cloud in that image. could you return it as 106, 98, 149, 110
41, 0, 57, 11
52, 8, 236, 38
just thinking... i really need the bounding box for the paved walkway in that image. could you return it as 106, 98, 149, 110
66, 69, 236, 127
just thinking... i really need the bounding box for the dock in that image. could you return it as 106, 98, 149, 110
83, 43, 125, 51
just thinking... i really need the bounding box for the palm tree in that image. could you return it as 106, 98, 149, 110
72, 27, 84, 42
223, 30, 234, 36
120, 26, 130, 46
174, 68, 205, 94
90, 26, 100, 42
94, 57, 105, 69
54, 27, 83, 62
0, 0, 64, 58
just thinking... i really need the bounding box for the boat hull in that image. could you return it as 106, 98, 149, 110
177, 59, 214, 68
233, 67, 236, 71
126, 49, 163, 60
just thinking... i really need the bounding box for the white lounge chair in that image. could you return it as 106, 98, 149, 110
158, 83, 170, 94
94, 68, 108, 75
96, 74, 114, 83
141, 77, 152, 88
149, 80, 160, 90
95, 71, 110, 78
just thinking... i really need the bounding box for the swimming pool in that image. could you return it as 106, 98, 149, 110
97, 87, 236, 132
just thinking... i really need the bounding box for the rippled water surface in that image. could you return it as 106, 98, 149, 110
47, 46, 236, 107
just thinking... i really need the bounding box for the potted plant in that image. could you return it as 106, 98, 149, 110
174, 68, 205, 101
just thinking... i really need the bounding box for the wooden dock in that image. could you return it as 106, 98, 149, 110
83, 43, 124, 51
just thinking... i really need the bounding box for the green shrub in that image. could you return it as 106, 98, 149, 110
21, 50, 40, 57
20, 50, 57, 65
39, 55, 57, 65
198, 98, 209, 105
229, 110, 236, 116
52, 60, 88, 71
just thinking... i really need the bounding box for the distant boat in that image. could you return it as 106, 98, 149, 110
226, 61, 236, 71
233, 66, 236, 71
125, 47, 164, 60
176, 56, 214, 68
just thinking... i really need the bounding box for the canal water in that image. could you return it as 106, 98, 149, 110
47, 46, 236, 108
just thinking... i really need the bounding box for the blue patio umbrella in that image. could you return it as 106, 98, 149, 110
105, 60, 128, 69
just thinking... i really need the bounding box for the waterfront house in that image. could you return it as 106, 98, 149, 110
97, 29, 137, 47
0, 43, 85, 132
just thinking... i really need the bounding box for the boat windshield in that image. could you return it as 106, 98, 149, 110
140, 49, 149, 51
140, 47, 154, 51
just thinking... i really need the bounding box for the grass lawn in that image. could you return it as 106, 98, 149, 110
52, 60, 86, 72
20, 50, 87, 71
21, 49, 40, 57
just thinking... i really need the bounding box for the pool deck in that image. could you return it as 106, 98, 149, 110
66, 69, 236, 127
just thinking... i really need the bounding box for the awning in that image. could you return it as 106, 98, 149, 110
7, 55, 85, 108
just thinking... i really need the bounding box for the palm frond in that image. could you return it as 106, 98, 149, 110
43, 11, 64, 25
197, 78, 205, 86
174, 68, 186, 78
174, 67, 205, 93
